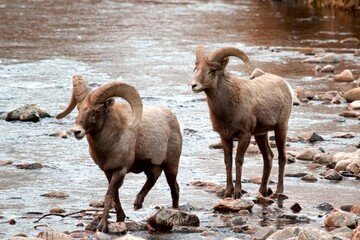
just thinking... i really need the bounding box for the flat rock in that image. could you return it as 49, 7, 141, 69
301, 174, 318, 182
214, 198, 254, 212
339, 110, 360, 118
322, 169, 343, 181
15, 162, 43, 170
348, 100, 360, 110
4, 104, 51, 122
301, 53, 339, 63
147, 208, 200, 231
252, 226, 276, 240
40, 191, 69, 199
37, 231, 73, 240
319, 64, 334, 73
340, 37, 360, 44
297, 131, 324, 143
331, 132, 355, 138
0, 160, 13, 166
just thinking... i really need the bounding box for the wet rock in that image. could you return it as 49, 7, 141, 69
8, 218, 16, 225
0, 160, 13, 166
209, 141, 222, 149
301, 173, 318, 182
49, 130, 72, 139
268, 226, 332, 240
333, 70, 354, 82
50, 207, 65, 214
246, 143, 260, 154
339, 110, 360, 118
255, 195, 275, 206
125, 220, 146, 231
285, 172, 307, 178
214, 198, 254, 212
343, 87, 360, 102
346, 159, 360, 175
302, 53, 340, 63
230, 216, 249, 226
15, 162, 43, 170
205, 184, 225, 198
304, 163, 323, 170
249, 176, 274, 185
290, 203, 302, 213
349, 100, 360, 110
322, 169, 343, 181
108, 222, 127, 234
317, 202, 334, 212
340, 37, 360, 44
40, 191, 69, 199
69, 230, 94, 239
319, 64, 335, 73
324, 209, 357, 228
250, 68, 265, 79
37, 231, 73, 240
331, 93, 346, 104
296, 147, 324, 161
4, 104, 51, 122
340, 205, 354, 212
350, 205, 360, 214
147, 208, 200, 231
312, 151, 334, 164
335, 159, 353, 172
297, 131, 324, 143
332, 132, 355, 139
252, 226, 276, 240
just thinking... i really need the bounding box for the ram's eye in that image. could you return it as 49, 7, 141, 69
208, 70, 216, 76
193, 67, 197, 72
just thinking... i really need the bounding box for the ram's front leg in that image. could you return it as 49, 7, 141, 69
221, 137, 234, 198
99, 169, 126, 233
233, 134, 251, 199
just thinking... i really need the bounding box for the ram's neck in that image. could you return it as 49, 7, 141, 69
205, 75, 245, 138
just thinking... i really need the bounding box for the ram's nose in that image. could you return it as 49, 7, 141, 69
71, 125, 86, 140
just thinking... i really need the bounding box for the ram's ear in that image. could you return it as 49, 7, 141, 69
219, 57, 229, 71
104, 98, 115, 110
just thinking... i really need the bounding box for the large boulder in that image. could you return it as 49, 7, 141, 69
4, 104, 51, 122
267, 226, 333, 240
324, 209, 357, 228
333, 69, 354, 83
343, 87, 360, 102
147, 208, 200, 231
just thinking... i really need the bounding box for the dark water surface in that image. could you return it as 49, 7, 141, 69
1, 1, 360, 239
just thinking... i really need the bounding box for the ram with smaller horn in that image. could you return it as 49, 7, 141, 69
57, 75, 182, 232
191, 46, 294, 199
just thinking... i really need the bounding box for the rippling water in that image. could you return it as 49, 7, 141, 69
1, 1, 360, 239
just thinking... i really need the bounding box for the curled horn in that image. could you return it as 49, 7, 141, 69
208, 47, 251, 72
56, 74, 91, 119
195, 45, 205, 63
89, 81, 143, 129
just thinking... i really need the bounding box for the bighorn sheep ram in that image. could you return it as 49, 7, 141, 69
56, 75, 182, 232
191, 46, 294, 199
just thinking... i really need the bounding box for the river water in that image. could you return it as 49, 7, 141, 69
0, 1, 360, 239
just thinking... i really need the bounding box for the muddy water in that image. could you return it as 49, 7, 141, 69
0, 1, 360, 239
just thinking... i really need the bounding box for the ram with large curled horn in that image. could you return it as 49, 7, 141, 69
57, 74, 183, 233
191, 46, 294, 200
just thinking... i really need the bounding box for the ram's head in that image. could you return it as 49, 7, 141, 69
57, 75, 143, 140
191, 46, 251, 93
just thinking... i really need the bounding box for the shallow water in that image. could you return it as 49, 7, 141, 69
1, 1, 360, 239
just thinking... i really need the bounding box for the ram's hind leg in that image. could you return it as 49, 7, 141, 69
133, 165, 162, 210
272, 125, 288, 198
164, 164, 180, 208
254, 133, 274, 197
